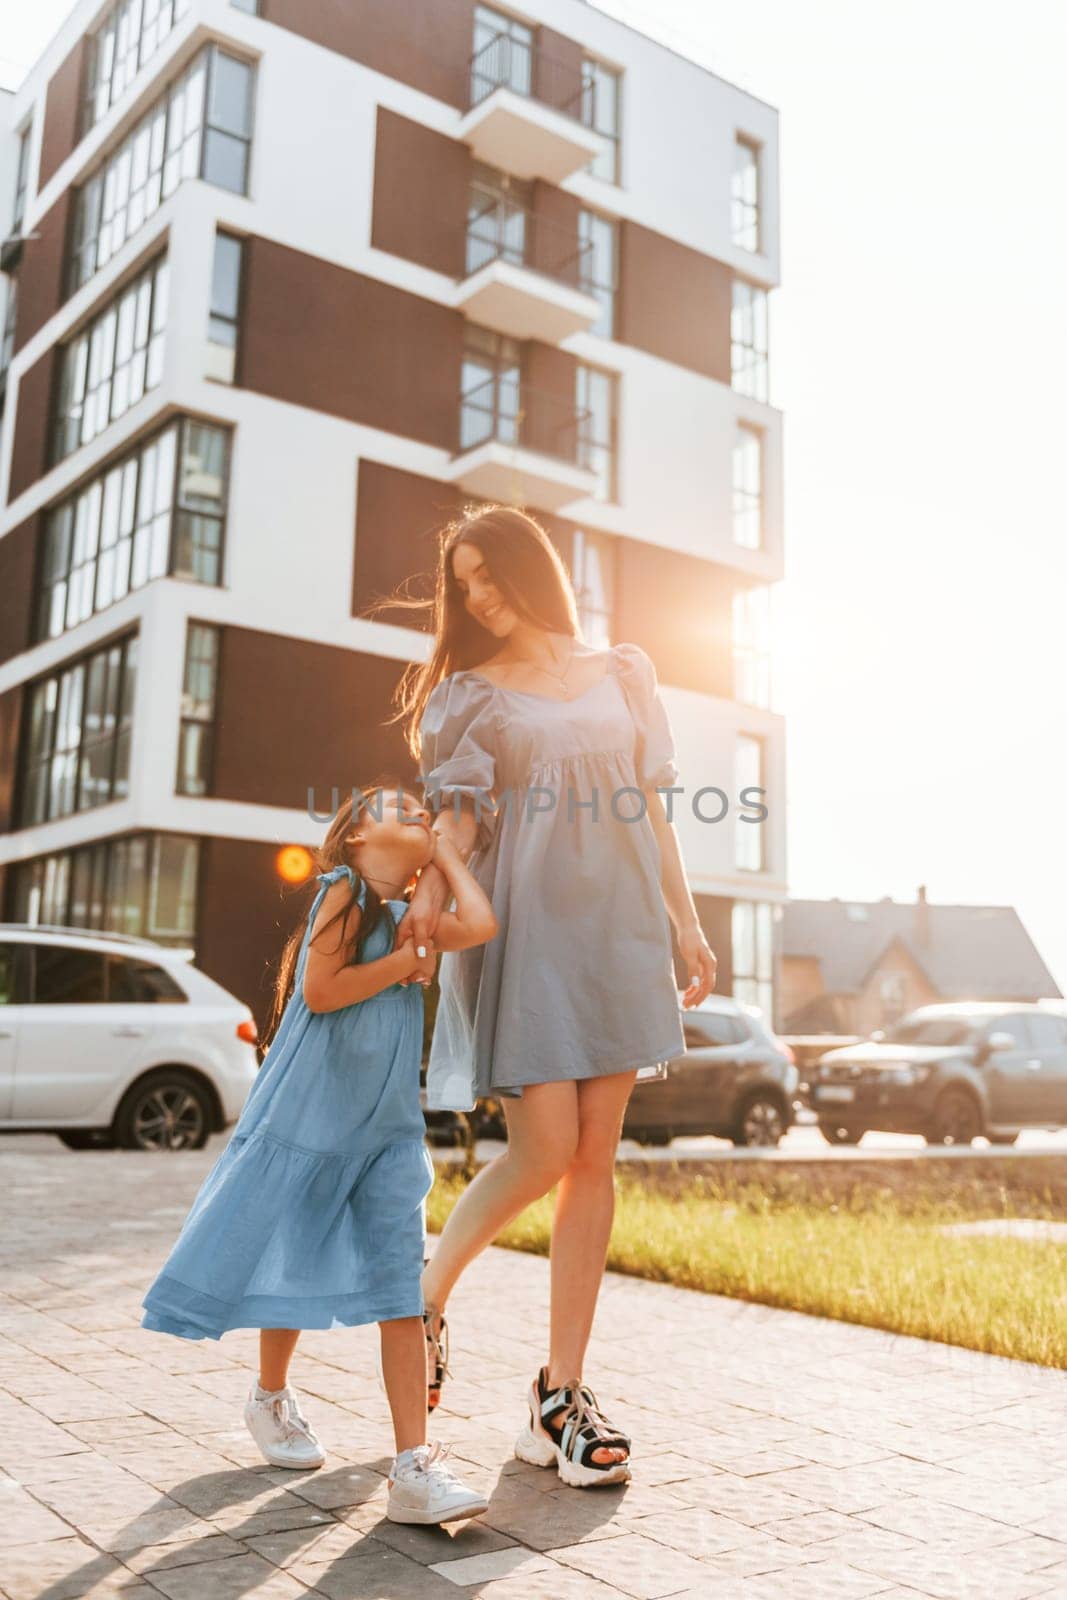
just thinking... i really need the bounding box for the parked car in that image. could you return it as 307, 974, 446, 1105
0, 925, 259, 1151
623, 996, 799, 1148
809, 1002, 1067, 1146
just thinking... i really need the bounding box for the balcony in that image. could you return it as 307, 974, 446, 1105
443, 379, 601, 510
458, 34, 607, 183
454, 201, 602, 343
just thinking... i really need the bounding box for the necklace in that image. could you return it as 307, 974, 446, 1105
500, 636, 577, 698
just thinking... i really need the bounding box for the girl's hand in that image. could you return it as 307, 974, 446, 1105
394, 861, 448, 986
678, 924, 717, 1008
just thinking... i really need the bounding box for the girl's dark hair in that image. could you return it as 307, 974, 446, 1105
260, 781, 417, 1053
361, 503, 581, 761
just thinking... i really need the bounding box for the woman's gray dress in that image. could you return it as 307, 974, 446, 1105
416, 641, 686, 1112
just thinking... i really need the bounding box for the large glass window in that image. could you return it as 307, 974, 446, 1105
576, 363, 617, 501
466, 163, 530, 275
69, 48, 255, 295
82, 0, 192, 136
11, 833, 199, 946
582, 59, 621, 183
733, 586, 772, 709
176, 622, 219, 796
11, 124, 32, 233
571, 529, 615, 648
207, 231, 244, 382
578, 209, 616, 338
0, 279, 17, 385
735, 734, 765, 871
731, 280, 769, 402
732, 137, 760, 252
52, 254, 168, 466
36, 419, 230, 644
732, 900, 774, 1019
460, 324, 521, 451
732, 424, 763, 549
471, 5, 533, 102
21, 634, 138, 826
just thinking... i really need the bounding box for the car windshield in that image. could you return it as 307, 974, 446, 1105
880, 1016, 976, 1046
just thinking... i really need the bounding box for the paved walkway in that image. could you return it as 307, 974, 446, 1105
2, 1141, 1067, 1600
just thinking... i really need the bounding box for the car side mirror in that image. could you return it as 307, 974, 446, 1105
985, 1032, 1015, 1055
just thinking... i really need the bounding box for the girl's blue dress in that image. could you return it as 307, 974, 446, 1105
141, 865, 433, 1338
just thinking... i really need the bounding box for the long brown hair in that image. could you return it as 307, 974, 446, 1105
361, 504, 581, 761
261, 780, 416, 1053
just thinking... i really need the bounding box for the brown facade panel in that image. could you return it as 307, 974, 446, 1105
692, 893, 734, 995
0, 516, 40, 665
7, 348, 56, 504
372, 108, 470, 278
615, 537, 733, 698
13, 191, 72, 353
530, 180, 581, 286
211, 627, 419, 811
196, 836, 312, 1035
523, 343, 579, 460
261, 0, 477, 110
617, 221, 733, 383
38, 39, 86, 191
0, 685, 23, 833
533, 26, 584, 116
353, 460, 470, 625
240, 235, 463, 450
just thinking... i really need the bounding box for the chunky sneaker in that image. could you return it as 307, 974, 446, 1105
386, 1441, 489, 1524
243, 1382, 326, 1469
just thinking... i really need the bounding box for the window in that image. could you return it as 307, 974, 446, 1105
735, 734, 765, 871
732, 137, 760, 252
687, 1012, 747, 1048
1029, 1014, 1067, 1049
36, 420, 230, 644
981, 1015, 1031, 1050
177, 623, 220, 796
82, 0, 192, 136
30, 945, 107, 1004
733, 586, 772, 709
582, 59, 621, 183
20, 634, 137, 826
461, 324, 521, 451
571, 529, 615, 648
107, 954, 186, 1002
52, 254, 168, 466
12, 834, 199, 945
578, 209, 616, 338
732, 424, 763, 549
732, 901, 774, 1019
466, 163, 530, 275
0, 944, 15, 1005
208, 231, 244, 381
731, 280, 768, 402
69, 48, 254, 295
11, 124, 32, 232
0, 279, 17, 384
231, 0, 259, 11
471, 5, 533, 102
576, 363, 617, 501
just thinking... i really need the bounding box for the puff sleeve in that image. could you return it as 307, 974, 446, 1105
612, 642, 679, 790
418, 673, 500, 854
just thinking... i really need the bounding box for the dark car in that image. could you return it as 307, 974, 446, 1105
810, 1002, 1067, 1146
623, 998, 799, 1148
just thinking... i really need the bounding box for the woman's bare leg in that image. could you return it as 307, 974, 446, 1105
422, 1080, 579, 1312
546, 1069, 637, 1463
259, 1329, 300, 1390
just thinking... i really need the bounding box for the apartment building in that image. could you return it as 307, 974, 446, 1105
0, 0, 786, 1029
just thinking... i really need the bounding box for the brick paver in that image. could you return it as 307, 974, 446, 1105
2, 1141, 1066, 1599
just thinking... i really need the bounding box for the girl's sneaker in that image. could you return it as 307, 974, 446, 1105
387, 1442, 489, 1524
243, 1382, 326, 1469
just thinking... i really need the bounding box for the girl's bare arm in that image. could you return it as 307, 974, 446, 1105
393, 800, 480, 957
430, 833, 498, 952
302, 882, 423, 1013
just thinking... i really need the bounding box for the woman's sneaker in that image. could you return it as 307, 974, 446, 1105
243, 1382, 326, 1469
387, 1442, 489, 1524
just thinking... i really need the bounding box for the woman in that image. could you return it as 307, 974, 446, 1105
386, 506, 717, 1487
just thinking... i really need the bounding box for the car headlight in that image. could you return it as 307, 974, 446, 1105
886, 1063, 930, 1086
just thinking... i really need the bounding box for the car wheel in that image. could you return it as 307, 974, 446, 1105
927, 1088, 983, 1147
732, 1093, 786, 1147
57, 1130, 117, 1151
113, 1070, 212, 1152
818, 1123, 867, 1146
638, 1130, 673, 1147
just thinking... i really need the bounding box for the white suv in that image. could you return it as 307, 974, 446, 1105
0, 924, 260, 1151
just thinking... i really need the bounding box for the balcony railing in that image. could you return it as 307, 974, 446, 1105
469, 32, 597, 127
459, 377, 593, 463
464, 198, 593, 285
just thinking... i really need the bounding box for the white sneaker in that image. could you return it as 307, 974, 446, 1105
243, 1382, 326, 1469
386, 1442, 489, 1524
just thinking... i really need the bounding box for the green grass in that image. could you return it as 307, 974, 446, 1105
427, 1163, 1067, 1369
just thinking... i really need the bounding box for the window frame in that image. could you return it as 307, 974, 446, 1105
176, 620, 221, 797
571, 526, 616, 647
11, 122, 32, 233
575, 360, 619, 503
6, 832, 201, 947
577, 206, 617, 339
207, 229, 246, 376
581, 57, 622, 184
732, 899, 774, 1019
734, 732, 766, 872
81, 0, 193, 140
730, 277, 769, 403
731, 134, 761, 253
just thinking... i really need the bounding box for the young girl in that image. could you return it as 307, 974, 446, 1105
141, 784, 497, 1526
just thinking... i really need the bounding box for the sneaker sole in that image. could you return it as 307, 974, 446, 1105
386, 1497, 490, 1525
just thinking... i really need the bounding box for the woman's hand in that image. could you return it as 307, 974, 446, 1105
678, 924, 717, 1008
394, 859, 450, 987
397, 935, 436, 987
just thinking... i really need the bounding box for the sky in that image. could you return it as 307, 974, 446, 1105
4, 1, 1066, 991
